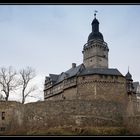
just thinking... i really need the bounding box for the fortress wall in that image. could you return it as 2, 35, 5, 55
123, 115, 140, 135
0, 99, 125, 135
23, 99, 124, 133
0, 101, 25, 135
122, 97, 140, 135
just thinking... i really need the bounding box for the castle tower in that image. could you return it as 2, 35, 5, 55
82, 12, 109, 68
125, 70, 134, 95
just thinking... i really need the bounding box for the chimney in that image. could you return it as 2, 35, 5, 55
72, 63, 76, 68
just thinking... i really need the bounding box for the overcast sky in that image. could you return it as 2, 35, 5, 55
0, 5, 140, 102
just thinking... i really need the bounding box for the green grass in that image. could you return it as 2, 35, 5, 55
26, 126, 131, 136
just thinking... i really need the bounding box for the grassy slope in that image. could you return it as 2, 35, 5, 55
26, 126, 131, 136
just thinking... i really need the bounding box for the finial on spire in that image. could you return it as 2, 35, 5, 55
128, 66, 129, 72
94, 10, 98, 18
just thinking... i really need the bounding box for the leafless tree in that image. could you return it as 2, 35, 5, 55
0, 93, 5, 101
19, 67, 37, 104
0, 66, 18, 101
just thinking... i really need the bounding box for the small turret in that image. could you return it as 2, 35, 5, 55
125, 69, 134, 95
125, 71, 132, 81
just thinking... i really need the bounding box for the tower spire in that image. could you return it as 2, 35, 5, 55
125, 66, 132, 81
91, 11, 99, 33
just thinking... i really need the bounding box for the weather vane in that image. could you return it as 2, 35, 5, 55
94, 10, 98, 18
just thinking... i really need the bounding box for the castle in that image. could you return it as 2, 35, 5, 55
0, 13, 140, 135
44, 13, 138, 101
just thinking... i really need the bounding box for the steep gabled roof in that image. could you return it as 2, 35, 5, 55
49, 74, 59, 82
47, 64, 124, 86
79, 67, 123, 76
56, 64, 85, 84
65, 64, 85, 78
56, 72, 67, 83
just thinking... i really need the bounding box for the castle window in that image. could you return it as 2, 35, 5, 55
54, 88, 55, 92
64, 80, 68, 85
82, 77, 85, 80
90, 59, 92, 62
62, 94, 66, 100
50, 89, 52, 94
47, 90, 50, 95
0, 127, 5, 131
71, 78, 74, 82
63, 96, 66, 100
2, 112, 5, 120
115, 76, 118, 79
104, 75, 107, 79
67, 80, 69, 83
100, 75, 103, 78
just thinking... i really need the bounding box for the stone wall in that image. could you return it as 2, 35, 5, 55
123, 115, 140, 135
122, 95, 140, 135
45, 92, 63, 100
77, 75, 127, 103
62, 86, 77, 100
1, 88, 139, 135
0, 99, 125, 135
0, 101, 24, 135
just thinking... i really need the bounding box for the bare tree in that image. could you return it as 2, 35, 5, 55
0, 93, 5, 101
19, 67, 37, 104
0, 66, 18, 101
